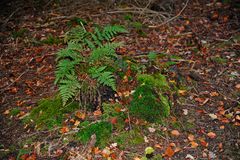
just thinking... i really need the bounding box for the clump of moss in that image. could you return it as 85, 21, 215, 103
113, 129, 144, 149
27, 96, 79, 129
130, 74, 171, 122
77, 121, 112, 147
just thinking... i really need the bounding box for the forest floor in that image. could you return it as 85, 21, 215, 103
0, 0, 239, 160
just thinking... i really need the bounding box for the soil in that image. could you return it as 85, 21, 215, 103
0, 0, 239, 159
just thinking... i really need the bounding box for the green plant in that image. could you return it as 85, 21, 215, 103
55, 23, 127, 106
12, 28, 28, 39
41, 34, 62, 45
77, 121, 112, 147
10, 108, 21, 116
130, 74, 171, 122
26, 96, 78, 129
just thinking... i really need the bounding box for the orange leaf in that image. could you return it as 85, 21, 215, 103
75, 111, 86, 120
171, 130, 180, 137
188, 134, 195, 141
93, 109, 102, 116
199, 138, 208, 147
190, 141, 198, 148
207, 132, 216, 139
210, 92, 219, 97
110, 117, 117, 124
164, 146, 175, 157
60, 127, 69, 134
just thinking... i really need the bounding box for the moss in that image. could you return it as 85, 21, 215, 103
77, 121, 112, 147
113, 129, 144, 149
27, 96, 79, 129
129, 77, 171, 122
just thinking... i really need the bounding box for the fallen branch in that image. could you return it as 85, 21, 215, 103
148, 0, 190, 28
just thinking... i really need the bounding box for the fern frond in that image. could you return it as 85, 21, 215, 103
89, 42, 122, 62
67, 41, 82, 51
84, 38, 96, 49
89, 66, 116, 91
59, 75, 81, 106
56, 48, 81, 61
98, 71, 116, 91
64, 26, 88, 43
102, 25, 127, 41
55, 59, 77, 84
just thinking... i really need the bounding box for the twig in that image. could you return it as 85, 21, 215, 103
148, 0, 190, 28
0, 69, 29, 92
2, 8, 20, 26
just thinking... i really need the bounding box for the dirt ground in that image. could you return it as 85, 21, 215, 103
0, 0, 239, 159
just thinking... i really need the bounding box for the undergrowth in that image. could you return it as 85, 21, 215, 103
55, 23, 127, 107
130, 74, 171, 122
25, 96, 78, 129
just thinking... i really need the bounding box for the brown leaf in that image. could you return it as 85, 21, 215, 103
75, 111, 86, 120
164, 146, 175, 157
190, 141, 198, 148
199, 138, 209, 147
3, 109, 10, 115
210, 92, 219, 97
60, 126, 69, 134
207, 132, 216, 139
110, 117, 118, 124
74, 120, 80, 126
93, 109, 102, 116
188, 134, 195, 141
171, 130, 180, 137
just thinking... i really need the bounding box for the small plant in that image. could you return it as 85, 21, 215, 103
10, 108, 21, 116
12, 28, 28, 39
130, 74, 171, 122
77, 121, 112, 147
41, 34, 62, 45
55, 23, 127, 106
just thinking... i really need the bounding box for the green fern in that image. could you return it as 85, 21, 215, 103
89, 66, 116, 91
89, 42, 122, 62
59, 75, 81, 106
55, 59, 78, 84
55, 22, 127, 106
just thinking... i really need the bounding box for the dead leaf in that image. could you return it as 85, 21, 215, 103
178, 90, 187, 96
183, 109, 188, 115
74, 120, 80, 126
75, 111, 86, 120
148, 127, 156, 133
235, 84, 240, 90
9, 87, 18, 93
209, 113, 218, 120
154, 144, 162, 149
60, 126, 69, 134
207, 132, 216, 139
188, 134, 195, 141
210, 92, 219, 97
199, 138, 208, 147
93, 109, 102, 116
110, 117, 117, 124
174, 147, 181, 153
171, 130, 180, 137
164, 146, 175, 157
190, 141, 198, 148
3, 109, 10, 115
